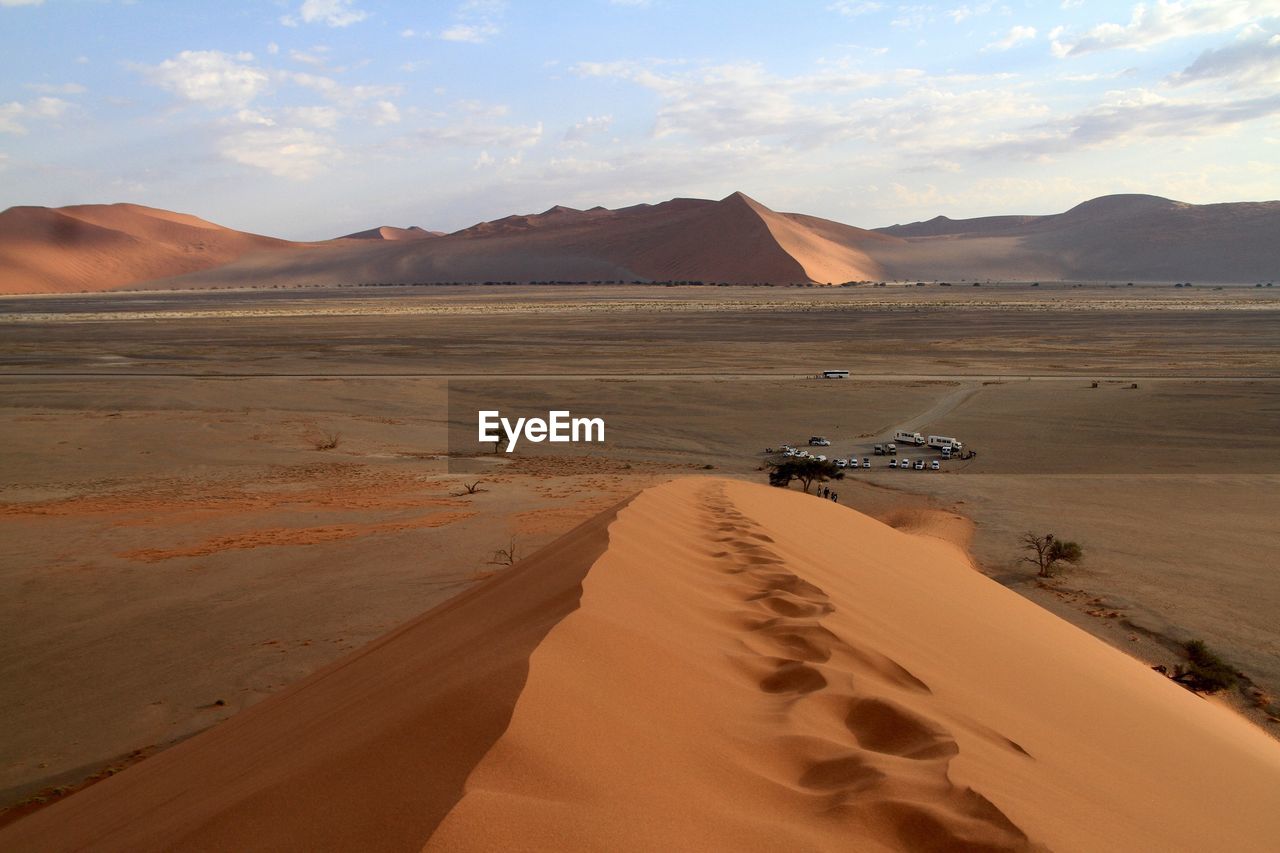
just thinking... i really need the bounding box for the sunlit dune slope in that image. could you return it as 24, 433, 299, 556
4, 478, 1278, 852
0, 203, 299, 294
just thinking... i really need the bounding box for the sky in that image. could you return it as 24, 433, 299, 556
1, 0, 1278, 239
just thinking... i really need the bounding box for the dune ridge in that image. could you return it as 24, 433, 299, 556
4, 478, 1279, 851
3, 192, 1278, 293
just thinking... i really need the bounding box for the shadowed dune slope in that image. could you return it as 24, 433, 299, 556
5, 478, 1280, 852
0, 203, 299, 294
0, 498, 630, 852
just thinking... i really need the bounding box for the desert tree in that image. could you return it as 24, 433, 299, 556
1020, 532, 1083, 578
489, 536, 519, 566
768, 458, 844, 494
491, 419, 514, 455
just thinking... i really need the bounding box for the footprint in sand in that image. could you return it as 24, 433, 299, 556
759, 661, 829, 695
843, 697, 959, 761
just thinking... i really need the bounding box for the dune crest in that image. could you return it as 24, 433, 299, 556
0, 203, 298, 294
6, 478, 1279, 851
424, 479, 1280, 851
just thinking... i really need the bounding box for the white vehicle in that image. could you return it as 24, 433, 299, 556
836, 459, 847, 468
941, 447, 952, 459
930, 460, 941, 470
889, 459, 898, 468
814, 455, 827, 462
886, 442, 897, 455
894, 430, 926, 446
821, 370, 850, 379
927, 435, 963, 452
862, 458, 871, 468
809, 436, 831, 447
914, 460, 925, 470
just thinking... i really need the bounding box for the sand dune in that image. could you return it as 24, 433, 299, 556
145, 192, 890, 290
339, 226, 443, 241
4, 477, 1278, 851
3, 193, 1277, 293
0, 203, 299, 294
874, 193, 1280, 282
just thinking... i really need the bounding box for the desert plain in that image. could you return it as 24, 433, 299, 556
1, 281, 1279, 850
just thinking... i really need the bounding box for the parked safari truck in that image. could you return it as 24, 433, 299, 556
894, 430, 925, 446
927, 434, 963, 451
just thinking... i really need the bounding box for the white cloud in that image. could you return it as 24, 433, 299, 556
221, 127, 338, 179
438, 0, 505, 43
564, 114, 613, 144
970, 87, 1280, 159
290, 48, 330, 67
142, 50, 269, 109
1171, 26, 1280, 88
575, 61, 1019, 149
235, 108, 276, 126
0, 96, 68, 134
283, 70, 400, 106
409, 101, 540, 149
0, 0, 45, 6
983, 25, 1037, 52
1052, 1, 1271, 58
267, 42, 280, 55
828, 1, 882, 16
440, 22, 498, 43
280, 0, 367, 28
282, 105, 342, 128
371, 100, 400, 125
947, 2, 995, 24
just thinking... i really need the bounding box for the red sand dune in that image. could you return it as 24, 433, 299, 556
3, 478, 1278, 851
2, 192, 1278, 293
0, 203, 299, 294
339, 226, 443, 241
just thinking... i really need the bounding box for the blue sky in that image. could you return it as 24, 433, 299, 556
2, 0, 1278, 238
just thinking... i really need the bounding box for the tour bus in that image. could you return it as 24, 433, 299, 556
894, 430, 926, 446
821, 370, 850, 379
927, 434, 964, 452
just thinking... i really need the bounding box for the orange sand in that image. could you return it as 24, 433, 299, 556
2, 478, 1278, 851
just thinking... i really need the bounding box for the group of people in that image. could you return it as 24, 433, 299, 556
820, 486, 839, 503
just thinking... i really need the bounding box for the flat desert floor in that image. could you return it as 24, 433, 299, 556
2, 282, 1278, 815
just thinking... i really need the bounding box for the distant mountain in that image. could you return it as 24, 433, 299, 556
2, 193, 1277, 293
0, 203, 298, 294
339, 225, 444, 241
872, 194, 1280, 282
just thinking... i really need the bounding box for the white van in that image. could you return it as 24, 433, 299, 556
894, 431, 925, 446
927, 435, 963, 451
